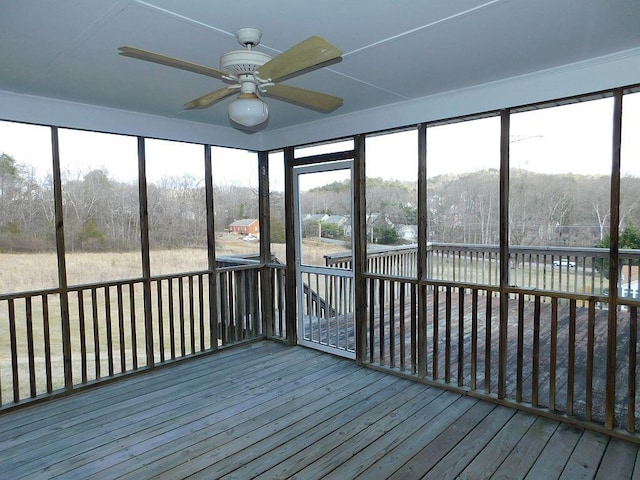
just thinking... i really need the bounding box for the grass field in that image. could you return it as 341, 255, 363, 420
0, 238, 349, 405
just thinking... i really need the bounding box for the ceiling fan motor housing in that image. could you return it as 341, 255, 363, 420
220, 50, 272, 76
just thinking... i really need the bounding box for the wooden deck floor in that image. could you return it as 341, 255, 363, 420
1, 341, 640, 479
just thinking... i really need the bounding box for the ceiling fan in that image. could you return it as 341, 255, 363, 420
118, 28, 343, 129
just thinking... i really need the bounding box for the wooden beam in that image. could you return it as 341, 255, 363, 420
204, 144, 219, 349
284, 147, 297, 345
137, 137, 154, 367
353, 135, 367, 363
258, 150, 274, 337
605, 88, 623, 430
51, 126, 72, 391
498, 109, 510, 399
417, 123, 428, 378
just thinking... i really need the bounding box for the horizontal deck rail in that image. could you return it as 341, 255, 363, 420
328, 243, 640, 300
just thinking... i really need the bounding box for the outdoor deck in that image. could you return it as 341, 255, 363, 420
2, 341, 640, 479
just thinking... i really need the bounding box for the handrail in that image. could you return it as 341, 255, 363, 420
327, 242, 640, 262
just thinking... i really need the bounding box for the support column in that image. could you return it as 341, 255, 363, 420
605, 89, 623, 430
354, 135, 367, 363
258, 150, 274, 337
51, 127, 72, 390
498, 109, 510, 399
204, 145, 219, 348
284, 147, 297, 345
417, 123, 428, 378
137, 137, 154, 367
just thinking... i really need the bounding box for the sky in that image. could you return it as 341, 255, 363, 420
1, 93, 638, 192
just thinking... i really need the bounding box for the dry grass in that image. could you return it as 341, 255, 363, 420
0, 239, 346, 405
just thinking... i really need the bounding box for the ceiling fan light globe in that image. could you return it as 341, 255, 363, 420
228, 96, 269, 127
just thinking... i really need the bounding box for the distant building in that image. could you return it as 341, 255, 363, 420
303, 213, 329, 223
228, 219, 259, 235
323, 215, 348, 227
395, 224, 418, 241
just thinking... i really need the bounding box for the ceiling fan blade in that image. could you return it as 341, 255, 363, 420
256, 36, 342, 82
263, 84, 343, 112
119, 46, 227, 80
184, 87, 237, 110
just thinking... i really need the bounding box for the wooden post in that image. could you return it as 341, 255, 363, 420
204, 145, 219, 349
605, 89, 623, 430
138, 137, 154, 367
354, 135, 367, 363
498, 109, 510, 399
417, 123, 428, 378
284, 146, 297, 345
258, 150, 274, 338
51, 127, 73, 391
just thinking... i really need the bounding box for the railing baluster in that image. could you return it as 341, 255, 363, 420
550, 297, 558, 411
91, 287, 100, 379
117, 285, 126, 373
188, 276, 195, 354
227, 272, 242, 342
484, 293, 492, 393
471, 289, 478, 390
250, 270, 259, 336
42, 294, 53, 394
239, 271, 246, 340
156, 280, 165, 363
342, 276, 349, 351
105, 287, 114, 377
8, 299, 19, 403
567, 299, 576, 416
77, 291, 87, 383
324, 273, 329, 346
217, 273, 226, 344
586, 298, 596, 421
458, 287, 464, 387
517, 293, 524, 403
532, 296, 541, 407
369, 278, 375, 363
178, 277, 186, 356
130, 284, 138, 369
389, 280, 395, 369
399, 282, 406, 371
411, 284, 417, 375
379, 277, 385, 365
445, 286, 451, 383
198, 274, 205, 351
628, 306, 637, 433
25, 297, 36, 398
433, 287, 439, 379
253, 270, 260, 337
168, 279, 176, 359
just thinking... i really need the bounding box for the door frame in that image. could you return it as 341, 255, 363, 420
292, 159, 356, 358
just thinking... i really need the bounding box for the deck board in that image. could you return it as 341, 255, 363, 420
1, 340, 638, 479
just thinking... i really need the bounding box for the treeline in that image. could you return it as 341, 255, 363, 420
3, 147, 640, 253
299, 170, 640, 247
0, 153, 258, 253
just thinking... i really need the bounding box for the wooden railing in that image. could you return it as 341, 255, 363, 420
360, 243, 640, 440
0, 261, 284, 410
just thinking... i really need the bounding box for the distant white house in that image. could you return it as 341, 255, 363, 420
323, 215, 347, 226
395, 224, 418, 241
303, 213, 329, 223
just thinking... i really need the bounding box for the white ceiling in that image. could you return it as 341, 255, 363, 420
1, 0, 640, 150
